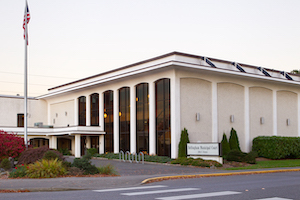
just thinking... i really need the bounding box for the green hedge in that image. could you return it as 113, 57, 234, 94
252, 136, 300, 159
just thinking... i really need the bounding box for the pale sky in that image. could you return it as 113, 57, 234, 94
1, 0, 300, 97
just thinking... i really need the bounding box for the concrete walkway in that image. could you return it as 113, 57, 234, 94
1, 156, 300, 192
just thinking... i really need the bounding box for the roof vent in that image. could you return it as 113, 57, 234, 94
232, 62, 246, 72
257, 67, 271, 77
280, 71, 293, 80
204, 57, 217, 68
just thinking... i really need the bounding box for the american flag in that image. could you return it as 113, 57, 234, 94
23, 1, 30, 45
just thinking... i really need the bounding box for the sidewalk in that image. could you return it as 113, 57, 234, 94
0, 157, 299, 192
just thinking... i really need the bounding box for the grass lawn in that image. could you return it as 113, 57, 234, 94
226, 159, 300, 170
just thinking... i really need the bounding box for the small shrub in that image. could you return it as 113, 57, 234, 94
18, 146, 64, 165
221, 133, 230, 158
178, 128, 190, 158
67, 167, 84, 176
226, 149, 246, 162
58, 148, 71, 155
242, 153, 256, 164
191, 159, 210, 167
0, 158, 11, 171
26, 158, 66, 178
62, 161, 72, 170
71, 157, 98, 175
87, 148, 98, 156
9, 165, 27, 178
0, 130, 26, 160
43, 151, 59, 161
229, 128, 241, 151
97, 164, 118, 175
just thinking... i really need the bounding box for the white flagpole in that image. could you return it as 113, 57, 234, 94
24, 0, 28, 149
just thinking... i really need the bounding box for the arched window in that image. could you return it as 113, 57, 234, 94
136, 83, 149, 153
78, 96, 86, 126
119, 87, 130, 152
90, 93, 99, 126
104, 90, 114, 152
155, 78, 171, 157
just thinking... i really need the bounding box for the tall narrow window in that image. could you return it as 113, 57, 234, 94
17, 114, 24, 127
104, 90, 114, 152
155, 78, 171, 157
90, 93, 99, 126
119, 87, 130, 152
136, 83, 149, 153
78, 96, 86, 126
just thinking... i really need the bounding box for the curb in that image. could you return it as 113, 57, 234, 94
141, 168, 300, 184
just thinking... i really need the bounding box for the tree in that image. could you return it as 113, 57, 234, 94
221, 133, 230, 158
0, 130, 26, 160
229, 128, 241, 151
178, 128, 190, 157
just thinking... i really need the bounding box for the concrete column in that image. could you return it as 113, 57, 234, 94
75, 134, 81, 158
74, 98, 79, 126
113, 89, 119, 153
130, 85, 136, 153
149, 81, 156, 156
50, 136, 57, 149
170, 72, 180, 159
244, 86, 250, 152
99, 135, 104, 154
212, 82, 218, 143
99, 92, 104, 131
273, 90, 277, 136
86, 136, 91, 149
86, 95, 91, 126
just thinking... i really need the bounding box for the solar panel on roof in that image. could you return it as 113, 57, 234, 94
205, 58, 217, 68
280, 71, 293, 80
257, 67, 271, 77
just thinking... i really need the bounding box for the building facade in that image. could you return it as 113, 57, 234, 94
1, 52, 300, 159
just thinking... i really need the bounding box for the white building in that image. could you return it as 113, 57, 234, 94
1, 52, 300, 158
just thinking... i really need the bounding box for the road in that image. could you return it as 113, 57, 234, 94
1, 171, 299, 200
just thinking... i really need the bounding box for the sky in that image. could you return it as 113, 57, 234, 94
1, 0, 300, 97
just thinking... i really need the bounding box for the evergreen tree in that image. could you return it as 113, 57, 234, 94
229, 128, 241, 151
221, 133, 230, 158
178, 128, 190, 157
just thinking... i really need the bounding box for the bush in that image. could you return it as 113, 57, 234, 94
97, 164, 118, 175
71, 157, 98, 175
43, 151, 60, 161
18, 146, 64, 165
87, 148, 98, 156
0, 130, 26, 160
58, 148, 71, 155
67, 167, 84, 176
9, 164, 27, 178
221, 133, 230, 158
178, 128, 190, 158
26, 158, 66, 178
0, 158, 11, 171
229, 128, 241, 151
226, 149, 256, 164
252, 136, 300, 159
170, 157, 222, 168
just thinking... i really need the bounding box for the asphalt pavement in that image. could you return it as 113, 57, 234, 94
0, 156, 299, 192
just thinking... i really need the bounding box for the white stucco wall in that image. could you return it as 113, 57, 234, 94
277, 90, 298, 136
217, 83, 245, 151
50, 100, 74, 127
249, 87, 273, 142
0, 97, 47, 127
180, 78, 212, 143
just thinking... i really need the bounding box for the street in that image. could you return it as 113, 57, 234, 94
1, 171, 299, 200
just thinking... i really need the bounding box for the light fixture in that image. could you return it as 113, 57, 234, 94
119, 112, 122, 116
104, 113, 107, 118
230, 115, 234, 123
196, 113, 200, 121
287, 119, 290, 126
260, 117, 264, 124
